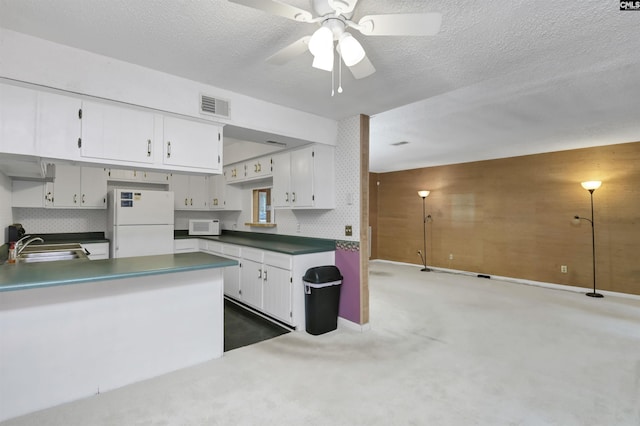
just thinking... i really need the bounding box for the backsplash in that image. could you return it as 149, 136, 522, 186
12, 208, 108, 234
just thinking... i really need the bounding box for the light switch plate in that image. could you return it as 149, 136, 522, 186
345, 225, 352, 236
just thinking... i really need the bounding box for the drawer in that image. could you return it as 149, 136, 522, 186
203, 240, 223, 254
222, 243, 241, 258
242, 247, 263, 263
263, 251, 292, 270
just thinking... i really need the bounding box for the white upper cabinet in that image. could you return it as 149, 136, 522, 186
51, 164, 107, 209
208, 174, 242, 211
271, 144, 335, 210
169, 173, 209, 210
163, 117, 222, 173
244, 156, 272, 181
1, 83, 224, 175
80, 100, 155, 164
0, 83, 38, 156
271, 151, 291, 208
37, 91, 82, 160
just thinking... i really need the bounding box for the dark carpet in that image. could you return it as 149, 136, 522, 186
224, 299, 290, 352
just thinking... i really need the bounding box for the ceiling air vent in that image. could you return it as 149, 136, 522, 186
200, 94, 230, 119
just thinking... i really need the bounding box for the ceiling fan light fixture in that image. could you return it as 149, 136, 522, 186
338, 32, 365, 66
312, 49, 334, 71
308, 26, 333, 57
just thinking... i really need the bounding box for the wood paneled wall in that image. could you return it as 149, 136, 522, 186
370, 141, 640, 296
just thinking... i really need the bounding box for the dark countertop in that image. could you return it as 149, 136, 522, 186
0, 252, 236, 292
174, 230, 336, 255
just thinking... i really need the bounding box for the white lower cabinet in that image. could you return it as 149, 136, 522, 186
174, 239, 199, 253
80, 242, 109, 260
199, 239, 334, 330
262, 264, 293, 324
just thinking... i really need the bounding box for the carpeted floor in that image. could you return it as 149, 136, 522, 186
224, 299, 290, 352
3, 261, 639, 425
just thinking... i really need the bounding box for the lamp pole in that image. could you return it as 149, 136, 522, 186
418, 190, 431, 272
575, 181, 603, 298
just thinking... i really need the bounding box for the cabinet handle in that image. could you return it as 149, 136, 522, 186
190, 198, 193, 206
147, 139, 152, 157
258, 269, 262, 279
167, 141, 171, 158
285, 192, 289, 202
82, 194, 86, 204
292, 192, 296, 202
258, 163, 261, 172
184, 198, 188, 206
73, 194, 77, 204
264, 270, 268, 282
254, 164, 258, 173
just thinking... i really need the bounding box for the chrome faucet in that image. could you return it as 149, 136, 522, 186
15, 235, 44, 255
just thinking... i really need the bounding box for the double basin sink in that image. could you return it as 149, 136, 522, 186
17, 243, 88, 263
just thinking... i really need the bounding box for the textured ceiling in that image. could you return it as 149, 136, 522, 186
1, 0, 639, 172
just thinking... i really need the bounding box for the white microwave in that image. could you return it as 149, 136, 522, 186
188, 219, 220, 236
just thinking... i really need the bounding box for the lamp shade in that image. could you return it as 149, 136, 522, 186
581, 181, 602, 191
338, 32, 365, 66
312, 49, 334, 71
309, 26, 333, 57
418, 190, 430, 198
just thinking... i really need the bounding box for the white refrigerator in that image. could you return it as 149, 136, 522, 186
107, 189, 175, 258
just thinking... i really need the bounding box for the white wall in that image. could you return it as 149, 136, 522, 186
0, 172, 13, 242
0, 28, 338, 147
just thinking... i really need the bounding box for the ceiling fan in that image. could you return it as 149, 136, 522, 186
228, 0, 442, 82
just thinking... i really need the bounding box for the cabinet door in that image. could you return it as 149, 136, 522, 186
271, 152, 291, 208
208, 174, 225, 210
262, 265, 293, 324
290, 147, 314, 207
224, 256, 242, 299
188, 175, 209, 210
81, 101, 154, 164
141, 171, 170, 183
12, 180, 49, 208
37, 91, 82, 160
224, 165, 243, 183
241, 259, 264, 310
246, 157, 272, 180
80, 242, 109, 260
52, 164, 81, 207
170, 174, 190, 209
163, 117, 222, 172
0, 84, 38, 155
80, 167, 107, 208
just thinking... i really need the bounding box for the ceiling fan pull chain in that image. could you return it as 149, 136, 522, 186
331, 58, 335, 96
338, 49, 343, 94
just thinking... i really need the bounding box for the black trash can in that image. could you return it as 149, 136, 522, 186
303, 265, 343, 335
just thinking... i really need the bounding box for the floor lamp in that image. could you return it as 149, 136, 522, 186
418, 190, 431, 272
574, 180, 603, 298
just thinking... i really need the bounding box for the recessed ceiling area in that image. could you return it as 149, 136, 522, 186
1, 0, 638, 172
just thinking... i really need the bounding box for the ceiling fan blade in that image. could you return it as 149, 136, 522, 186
357, 13, 442, 36
347, 55, 376, 79
266, 36, 311, 65
228, 0, 313, 22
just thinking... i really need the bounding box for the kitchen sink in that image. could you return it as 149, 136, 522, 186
17, 243, 88, 263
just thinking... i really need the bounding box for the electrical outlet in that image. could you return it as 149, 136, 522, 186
296, 223, 301, 233
345, 225, 352, 236
449, 253, 454, 260
561, 265, 568, 273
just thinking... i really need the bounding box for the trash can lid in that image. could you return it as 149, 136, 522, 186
303, 265, 343, 284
